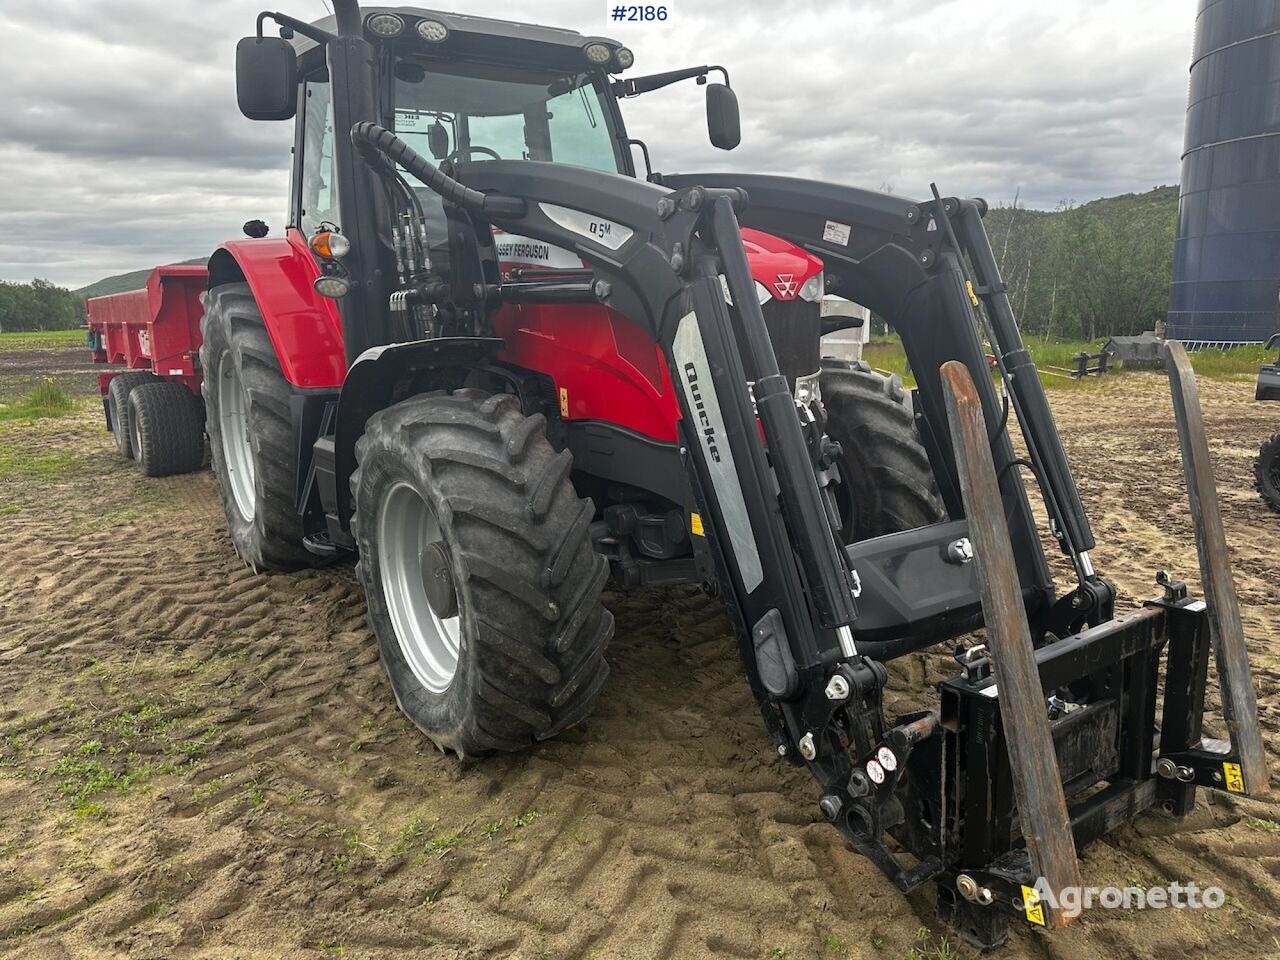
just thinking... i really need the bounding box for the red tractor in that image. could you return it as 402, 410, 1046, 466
85, 3, 1267, 948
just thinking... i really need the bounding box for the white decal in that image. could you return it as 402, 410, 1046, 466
773, 273, 799, 299
877, 746, 897, 772
673, 311, 763, 593
822, 219, 851, 246
538, 203, 635, 251
866, 759, 886, 784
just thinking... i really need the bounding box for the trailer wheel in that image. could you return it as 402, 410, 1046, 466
1256, 433, 1280, 514
820, 359, 946, 541
351, 389, 614, 758
200, 283, 314, 570
126, 381, 205, 477
107, 371, 158, 459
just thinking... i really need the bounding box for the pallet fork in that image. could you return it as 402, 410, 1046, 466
932, 349, 1266, 939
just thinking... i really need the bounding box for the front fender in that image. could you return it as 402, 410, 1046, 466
332, 337, 504, 530
209, 228, 346, 390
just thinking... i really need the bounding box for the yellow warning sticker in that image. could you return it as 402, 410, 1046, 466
690, 512, 705, 537
1223, 761, 1244, 793
965, 280, 980, 307
558, 387, 569, 417
1021, 885, 1046, 927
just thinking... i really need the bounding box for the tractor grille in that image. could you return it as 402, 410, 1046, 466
761, 297, 822, 385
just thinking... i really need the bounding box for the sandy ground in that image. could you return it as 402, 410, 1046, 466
1, 348, 1278, 960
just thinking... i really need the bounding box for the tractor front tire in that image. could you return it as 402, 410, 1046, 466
127, 382, 205, 477
820, 358, 946, 542
1256, 433, 1280, 514
200, 283, 314, 570
108, 371, 158, 459
351, 389, 614, 758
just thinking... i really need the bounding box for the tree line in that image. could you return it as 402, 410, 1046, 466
0, 279, 85, 333
981, 185, 1178, 342
2, 187, 1180, 340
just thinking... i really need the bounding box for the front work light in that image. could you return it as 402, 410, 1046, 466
584, 42, 612, 64
366, 13, 405, 37
416, 18, 449, 42
314, 275, 352, 299
615, 47, 635, 70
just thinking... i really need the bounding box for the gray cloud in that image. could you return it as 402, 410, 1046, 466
0, 0, 1196, 287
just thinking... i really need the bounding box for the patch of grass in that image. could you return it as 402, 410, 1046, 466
0, 329, 84, 351
906, 927, 965, 960
0, 377, 76, 421
824, 932, 847, 953
1188, 343, 1274, 380
1245, 817, 1280, 834
0, 443, 80, 480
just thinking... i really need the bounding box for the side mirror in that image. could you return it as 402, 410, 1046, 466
428, 122, 450, 160
705, 82, 740, 151
236, 37, 298, 121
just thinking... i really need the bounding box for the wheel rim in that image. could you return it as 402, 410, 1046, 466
377, 481, 461, 693
218, 352, 257, 522
129, 402, 143, 461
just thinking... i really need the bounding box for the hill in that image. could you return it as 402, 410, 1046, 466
979, 185, 1179, 340
75, 258, 207, 300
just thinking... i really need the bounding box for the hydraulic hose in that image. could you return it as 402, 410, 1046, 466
350, 122, 526, 219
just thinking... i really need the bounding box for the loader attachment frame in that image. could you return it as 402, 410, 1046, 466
351, 131, 1265, 950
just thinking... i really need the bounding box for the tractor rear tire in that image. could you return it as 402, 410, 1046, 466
820, 358, 946, 542
200, 283, 314, 570
1256, 433, 1280, 514
351, 389, 614, 758
126, 381, 206, 477
108, 371, 158, 459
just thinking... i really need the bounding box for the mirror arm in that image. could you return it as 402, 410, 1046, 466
256, 10, 336, 45
626, 138, 654, 180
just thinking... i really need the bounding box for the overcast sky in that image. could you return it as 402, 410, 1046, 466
0, 0, 1197, 288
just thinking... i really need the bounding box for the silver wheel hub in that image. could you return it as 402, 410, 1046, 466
377, 481, 461, 693
218, 351, 257, 522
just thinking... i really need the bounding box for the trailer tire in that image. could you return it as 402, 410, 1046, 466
1256, 433, 1280, 514
126, 381, 206, 477
107, 371, 158, 459
200, 283, 314, 570
820, 358, 946, 541
351, 389, 613, 758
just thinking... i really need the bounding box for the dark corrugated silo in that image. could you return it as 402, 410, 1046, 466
1167, 0, 1280, 346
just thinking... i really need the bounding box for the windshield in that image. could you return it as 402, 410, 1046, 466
391, 59, 624, 275
393, 59, 623, 172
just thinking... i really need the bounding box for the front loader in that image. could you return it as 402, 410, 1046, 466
88, 2, 1268, 948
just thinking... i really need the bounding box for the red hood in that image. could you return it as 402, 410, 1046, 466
740, 227, 824, 301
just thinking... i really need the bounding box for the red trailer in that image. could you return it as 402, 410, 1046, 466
85, 263, 209, 476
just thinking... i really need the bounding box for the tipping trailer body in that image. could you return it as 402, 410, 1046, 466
85, 264, 210, 396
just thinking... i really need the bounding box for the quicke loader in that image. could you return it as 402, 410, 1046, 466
83, 2, 1268, 948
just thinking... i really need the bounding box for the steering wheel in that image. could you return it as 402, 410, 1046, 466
444, 146, 501, 163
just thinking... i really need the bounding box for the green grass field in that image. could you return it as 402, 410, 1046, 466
859, 335, 1271, 389
0, 329, 85, 351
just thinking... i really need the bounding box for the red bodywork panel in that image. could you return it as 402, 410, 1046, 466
492, 227, 824, 442
86, 265, 208, 395
215, 229, 346, 389
84, 224, 821, 446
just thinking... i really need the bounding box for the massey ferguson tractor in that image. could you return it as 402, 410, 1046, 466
84, 2, 1268, 948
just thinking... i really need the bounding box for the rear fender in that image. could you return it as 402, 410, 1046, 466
208, 228, 346, 390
